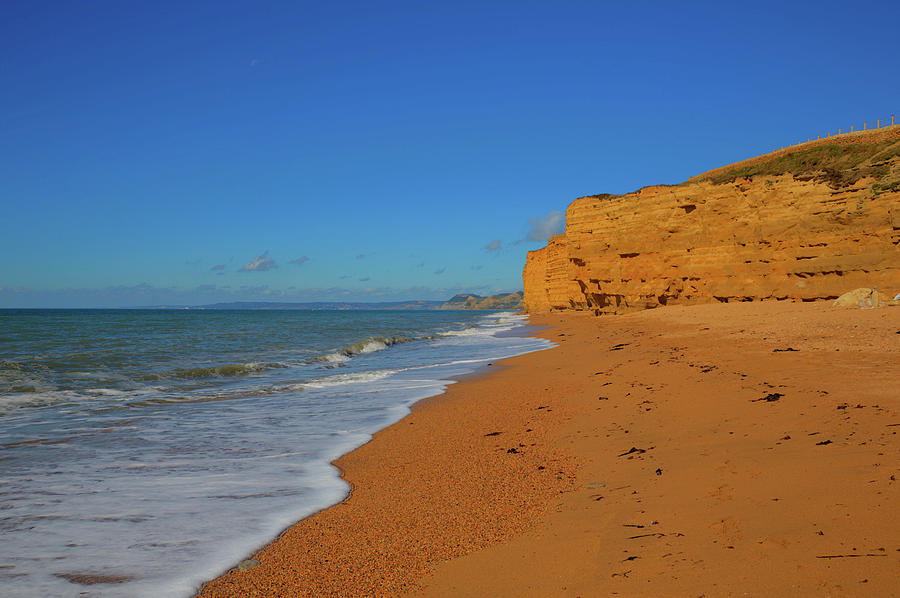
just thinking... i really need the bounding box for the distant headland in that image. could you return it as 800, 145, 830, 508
139, 291, 524, 311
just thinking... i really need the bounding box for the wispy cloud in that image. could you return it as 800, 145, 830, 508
289, 256, 310, 266
416, 261, 425, 268
484, 239, 502, 252
355, 253, 367, 260
434, 268, 445, 275
526, 210, 565, 242
470, 265, 483, 271
210, 264, 225, 271
358, 277, 370, 282
239, 251, 277, 272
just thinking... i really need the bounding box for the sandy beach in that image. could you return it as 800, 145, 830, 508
198, 301, 899, 597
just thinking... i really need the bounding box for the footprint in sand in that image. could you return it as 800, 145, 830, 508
707, 484, 735, 501
709, 516, 743, 544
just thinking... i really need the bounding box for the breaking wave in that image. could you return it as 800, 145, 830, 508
289, 369, 398, 390
169, 362, 288, 379
438, 326, 483, 337
315, 336, 418, 363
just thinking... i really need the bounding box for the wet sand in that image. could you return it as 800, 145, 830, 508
198, 301, 899, 597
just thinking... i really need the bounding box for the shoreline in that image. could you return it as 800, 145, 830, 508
197, 319, 575, 597
198, 301, 898, 597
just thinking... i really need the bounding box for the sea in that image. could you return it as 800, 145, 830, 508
0, 308, 551, 597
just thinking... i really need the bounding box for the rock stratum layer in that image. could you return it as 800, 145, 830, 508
524, 126, 900, 314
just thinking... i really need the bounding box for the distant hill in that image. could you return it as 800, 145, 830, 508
440, 291, 524, 310
140, 294, 524, 311
162, 300, 445, 311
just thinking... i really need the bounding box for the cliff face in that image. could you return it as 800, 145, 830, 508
524, 127, 900, 314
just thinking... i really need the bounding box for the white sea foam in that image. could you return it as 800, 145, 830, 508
299, 369, 398, 389
0, 309, 552, 597
319, 352, 350, 363
355, 339, 389, 354
439, 326, 484, 336
439, 312, 528, 336
87, 387, 129, 396
0, 389, 85, 415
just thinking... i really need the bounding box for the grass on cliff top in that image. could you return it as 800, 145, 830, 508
697, 141, 900, 187
580, 137, 900, 200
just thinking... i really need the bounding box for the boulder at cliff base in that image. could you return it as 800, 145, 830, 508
832, 288, 893, 309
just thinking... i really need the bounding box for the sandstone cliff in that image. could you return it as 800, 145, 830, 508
524, 126, 900, 314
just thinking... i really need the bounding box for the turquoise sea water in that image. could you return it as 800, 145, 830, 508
0, 309, 550, 597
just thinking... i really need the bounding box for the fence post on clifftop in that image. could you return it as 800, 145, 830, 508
893, 114, 896, 126
877, 119, 881, 128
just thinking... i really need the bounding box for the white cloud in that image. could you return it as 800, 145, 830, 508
239, 251, 277, 272
434, 268, 445, 275
484, 239, 502, 252
289, 256, 310, 266
210, 264, 225, 271
526, 210, 565, 242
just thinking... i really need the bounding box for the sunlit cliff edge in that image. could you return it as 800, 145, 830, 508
523, 126, 900, 314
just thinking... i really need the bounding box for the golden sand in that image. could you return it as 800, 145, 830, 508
198, 302, 899, 597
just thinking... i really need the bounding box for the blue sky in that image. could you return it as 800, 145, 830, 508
2, 0, 898, 307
